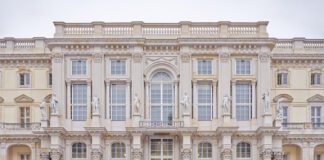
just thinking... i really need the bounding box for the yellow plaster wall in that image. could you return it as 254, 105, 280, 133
8, 145, 31, 160
283, 145, 302, 160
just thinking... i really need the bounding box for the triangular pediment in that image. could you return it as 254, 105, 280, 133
0, 96, 3, 103
273, 94, 293, 102
44, 94, 52, 103
14, 94, 34, 103
307, 94, 324, 102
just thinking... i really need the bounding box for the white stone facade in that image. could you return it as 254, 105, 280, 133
0, 21, 324, 160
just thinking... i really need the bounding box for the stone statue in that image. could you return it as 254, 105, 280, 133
276, 98, 285, 120
180, 93, 190, 114
263, 92, 270, 113
133, 93, 140, 114
222, 95, 231, 114
92, 96, 100, 115
50, 94, 58, 115
40, 99, 47, 120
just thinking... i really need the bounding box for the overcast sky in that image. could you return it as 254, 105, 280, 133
1, 0, 324, 38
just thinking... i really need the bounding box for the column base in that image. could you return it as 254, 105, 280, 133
222, 113, 232, 126
132, 114, 141, 127
41, 120, 49, 128
183, 113, 192, 127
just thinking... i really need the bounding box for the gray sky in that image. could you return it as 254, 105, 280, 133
1, 0, 324, 38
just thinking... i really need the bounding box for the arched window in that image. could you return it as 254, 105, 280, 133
236, 142, 251, 159
111, 142, 126, 158
72, 143, 87, 159
150, 72, 174, 125
198, 142, 212, 159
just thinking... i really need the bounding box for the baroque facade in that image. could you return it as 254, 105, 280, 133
0, 21, 323, 160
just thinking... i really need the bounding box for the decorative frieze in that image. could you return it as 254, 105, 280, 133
181, 148, 192, 160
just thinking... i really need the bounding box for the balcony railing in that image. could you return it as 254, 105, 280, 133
0, 123, 41, 130
282, 123, 305, 129
312, 123, 324, 129
139, 121, 184, 128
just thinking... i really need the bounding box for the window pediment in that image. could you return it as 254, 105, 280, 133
307, 94, 324, 103
15, 94, 34, 103
273, 94, 293, 102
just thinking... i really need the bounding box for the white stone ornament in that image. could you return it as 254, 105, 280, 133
50, 94, 58, 115
263, 92, 270, 113
92, 96, 100, 115
40, 99, 47, 120
133, 93, 140, 114
222, 95, 231, 114
276, 98, 285, 120
180, 92, 190, 114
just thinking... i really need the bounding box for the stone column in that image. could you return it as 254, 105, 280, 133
174, 80, 179, 119
132, 46, 144, 120
66, 81, 71, 119
231, 80, 236, 119
131, 132, 143, 160
218, 47, 231, 119
145, 81, 150, 119
87, 81, 92, 121
251, 80, 256, 119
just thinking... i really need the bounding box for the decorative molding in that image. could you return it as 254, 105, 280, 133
92, 53, 102, 63
14, 94, 34, 103
181, 148, 192, 160
40, 151, 50, 160
91, 148, 103, 160
219, 52, 230, 62
180, 53, 190, 63
273, 94, 293, 102
43, 94, 52, 103
259, 52, 271, 62
273, 151, 283, 160
50, 148, 62, 160
259, 148, 272, 160
132, 53, 142, 63
307, 94, 324, 102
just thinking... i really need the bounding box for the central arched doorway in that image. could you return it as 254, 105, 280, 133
7, 144, 31, 160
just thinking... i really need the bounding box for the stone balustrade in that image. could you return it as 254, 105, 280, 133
273, 38, 324, 54
53, 21, 269, 38
0, 37, 46, 54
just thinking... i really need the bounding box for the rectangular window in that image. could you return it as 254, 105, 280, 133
197, 60, 212, 75
151, 139, 173, 160
71, 60, 87, 75
72, 84, 87, 121
236, 60, 251, 75
197, 84, 212, 121
20, 107, 30, 128
111, 60, 126, 75
110, 84, 126, 121
20, 154, 30, 160
311, 106, 321, 128
311, 73, 321, 85
49, 73, 52, 86
282, 107, 288, 128
277, 73, 288, 85
236, 84, 252, 121
19, 73, 30, 87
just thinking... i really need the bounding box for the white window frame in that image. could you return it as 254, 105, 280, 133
71, 84, 88, 121
236, 142, 251, 159
18, 73, 31, 88
150, 138, 173, 160
235, 59, 251, 75
72, 143, 87, 159
198, 142, 212, 159
110, 84, 126, 121
311, 106, 321, 128
20, 107, 30, 128
197, 60, 212, 75
311, 73, 322, 85
71, 60, 87, 76
282, 106, 288, 128
236, 83, 252, 121
197, 84, 212, 121
277, 72, 288, 86
150, 72, 174, 124
110, 60, 126, 75
111, 142, 126, 159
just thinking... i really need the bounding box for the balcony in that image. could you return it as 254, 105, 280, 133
282, 123, 324, 130
0, 123, 41, 130
139, 121, 184, 128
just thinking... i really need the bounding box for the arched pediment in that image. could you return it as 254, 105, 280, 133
307, 94, 324, 103
273, 94, 293, 102
144, 61, 179, 81
14, 94, 34, 103
0, 96, 3, 103
44, 94, 52, 103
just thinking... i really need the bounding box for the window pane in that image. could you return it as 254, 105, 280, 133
236, 60, 250, 75
72, 84, 87, 121
72, 60, 87, 75
72, 143, 86, 158
111, 60, 126, 75
197, 85, 212, 121
112, 143, 126, 158
111, 84, 126, 121
236, 84, 252, 121
197, 60, 212, 75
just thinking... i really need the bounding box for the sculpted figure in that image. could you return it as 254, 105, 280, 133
133, 93, 140, 114
92, 96, 100, 115
40, 99, 47, 120
222, 95, 231, 114
276, 98, 285, 120
263, 92, 270, 113
180, 93, 190, 114
50, 94, 58, 115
